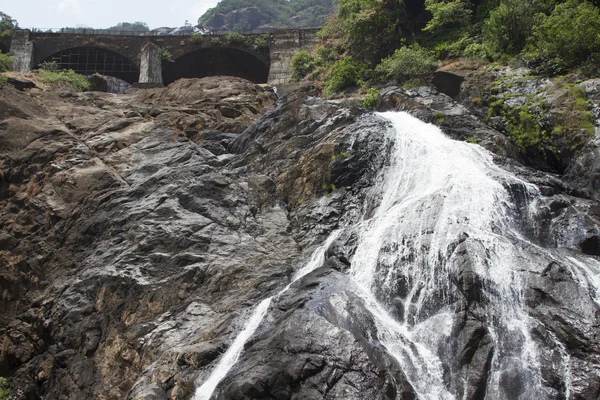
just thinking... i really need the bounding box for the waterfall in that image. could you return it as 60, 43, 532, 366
193, 232, 340, 400
193, 111, 600, 399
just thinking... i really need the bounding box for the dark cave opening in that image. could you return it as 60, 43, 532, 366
162, 47, 269, 85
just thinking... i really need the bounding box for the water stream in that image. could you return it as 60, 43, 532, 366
193, 111, 600, 399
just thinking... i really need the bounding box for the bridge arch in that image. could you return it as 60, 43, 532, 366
162, 46, 270, 85
0, 42, 8, 54
34, 46, 140, 83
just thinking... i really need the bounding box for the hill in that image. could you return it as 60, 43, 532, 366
198, 0, 336, 32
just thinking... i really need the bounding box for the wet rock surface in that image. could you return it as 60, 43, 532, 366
0, 75, 599, 400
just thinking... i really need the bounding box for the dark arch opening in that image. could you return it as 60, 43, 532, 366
36, 46, 139, 83
0, 43, 8, 54
163, 47, 269, 86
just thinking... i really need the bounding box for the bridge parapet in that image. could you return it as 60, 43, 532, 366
6, 29, 319, 86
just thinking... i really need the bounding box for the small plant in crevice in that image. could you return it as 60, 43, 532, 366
190, 32, 203, 44
39, 60, 59, 71
362, 88, 380, 110
434, 111, 445, 124
252, 34, 270, 52
159, 46, 174, 62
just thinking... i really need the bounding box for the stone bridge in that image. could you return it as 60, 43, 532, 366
5, 29, 319, 85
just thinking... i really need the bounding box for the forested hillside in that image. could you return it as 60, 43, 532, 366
297, 0, 600, 87
198, 0, 336, 31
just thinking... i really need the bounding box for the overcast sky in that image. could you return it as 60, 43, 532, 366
2, 0, 221, 30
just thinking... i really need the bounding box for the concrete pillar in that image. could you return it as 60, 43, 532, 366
267, 29, 319, 85
10, 30, 33, 73
139, 41, 163, 85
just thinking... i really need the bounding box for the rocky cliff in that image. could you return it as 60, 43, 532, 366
0, 75, 599, 400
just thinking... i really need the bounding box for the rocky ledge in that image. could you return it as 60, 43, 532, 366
0, 75, 599, 400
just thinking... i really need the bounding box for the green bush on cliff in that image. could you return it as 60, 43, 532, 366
525, 1, 600, 74
39, 69, 92, 91
0, 53, 13, 72
0, 377, 10, 400
423, 0, 472, 33
375, 45, 438, 85
290, 50, 316, 81
323, 56, 367, 96
482, 0, 538, 56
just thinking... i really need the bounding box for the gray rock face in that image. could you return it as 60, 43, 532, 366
203, 7, 270, 32
0, 76, 599, 400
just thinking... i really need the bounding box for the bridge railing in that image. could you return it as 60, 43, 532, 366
16, 26, 322, 37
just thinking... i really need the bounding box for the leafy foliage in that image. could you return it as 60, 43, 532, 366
39, 70, 92, 91
375, 45, 439, 84
362, 88, 380, 109
482, 0, 538, 56
106, 21, 149, 32
0, 53, 13, 72
252, 34, 270, 51
424, 0, 472, 32
291, 50, 316, 81
159, 47, 174, 62
225, 32, 248, 45
0, 12, 16, 37
190, 32, 204, 44
39, 60, 59, 71
323, 56, 367, 96
525, 1, 600, 73
0, 377, 11, 400
198, 0, 336, 30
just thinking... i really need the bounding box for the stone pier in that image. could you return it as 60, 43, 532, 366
139, 42, 163, 85
10, 30, 33, 73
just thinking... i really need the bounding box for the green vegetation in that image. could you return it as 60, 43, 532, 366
290, 0, 600, 98
525, 1, 600, 74
434, 111, 446, 124
225, 32, 247, 45
39, 69, 92, 91
0, 53, 13, 72
291, 50, 315, 81
0, 12, 16, 37
159, 47, 174, 62
323, 56, 368, 96
190, 32, 204, 44
0, 75, 8, 86
39, 61, 59, 71
106, 21, 149, 32
198, 0, 336, 30
0, 377, 11, 400
486, 73, 594, 152
252, 34, 270, 51
362, 88, 380, 109
375, 45, 439, 85
424, 0, 472, 33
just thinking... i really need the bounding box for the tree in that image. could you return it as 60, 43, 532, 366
0, 12, 17, 37
423, 0, 473, 32
526, 0, 600, 71
107, 22, 149, 32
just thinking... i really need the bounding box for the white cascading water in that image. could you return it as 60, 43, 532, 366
194, 111, 600, 399
349, 112, 543, 399
193, 231, 340, 400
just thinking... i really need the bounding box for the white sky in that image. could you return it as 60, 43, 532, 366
2, 0, 221, 30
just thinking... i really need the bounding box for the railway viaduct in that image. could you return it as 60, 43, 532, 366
0, 28, 319, 85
